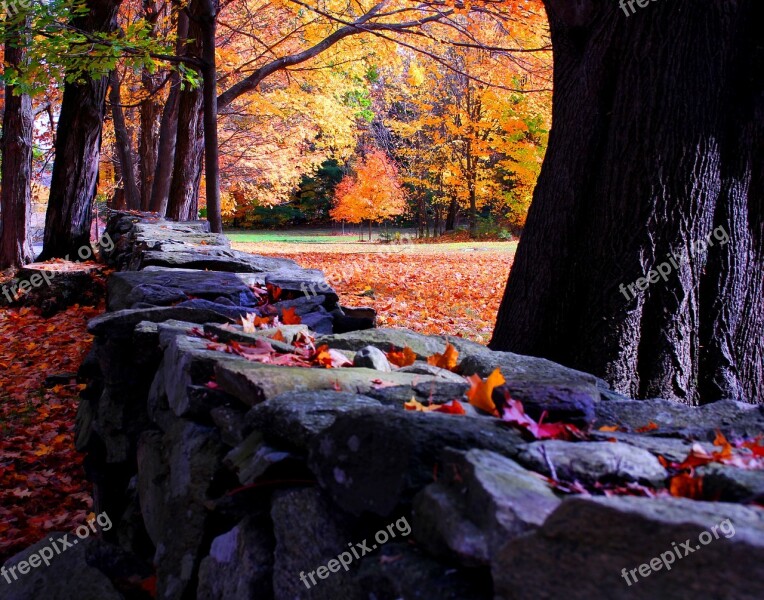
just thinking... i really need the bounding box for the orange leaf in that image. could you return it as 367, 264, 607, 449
281, 307, 302, 325
636, 422, 659, 433
669, 473, 704, 499
426, 343, 459, 371
387, 346, 416, 367
466, 368, 505, 416
598, 425, 620, 432
270, 330, 287, 343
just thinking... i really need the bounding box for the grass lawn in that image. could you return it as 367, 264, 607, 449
229, 229, 516, 343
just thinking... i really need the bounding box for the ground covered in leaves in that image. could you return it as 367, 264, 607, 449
0, 302, 102, 561
231, 244, 514, 343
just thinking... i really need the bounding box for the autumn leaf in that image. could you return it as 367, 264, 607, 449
466, 368, 504, 415
387, 346, 416, 367
636, 422, 659, 433
426, 343, 459, 371
281, 307, 302, 325
404, 398, 466, 414
598, 425, 620, 432
270, 330, 287, 343
313, 345, 352, 368
669, 473, 704, 499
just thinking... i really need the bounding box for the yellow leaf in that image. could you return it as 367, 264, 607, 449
466, 368, 505, 416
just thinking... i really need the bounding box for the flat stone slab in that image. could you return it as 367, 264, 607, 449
134, 248, 299, 274
595, 398, 764, 440
215, 360, 446, 407
108, 269, 261, 311
494, 496, 764, 599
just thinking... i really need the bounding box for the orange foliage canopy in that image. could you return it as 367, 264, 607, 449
330, 148, 407, 225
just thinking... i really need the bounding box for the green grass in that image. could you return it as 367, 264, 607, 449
225, 228, 517, 255
225, 229, 349, 244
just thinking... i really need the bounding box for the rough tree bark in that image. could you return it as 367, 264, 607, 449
108, 70, 141, 210
139, 0, 163, 211
490, 0, 764, 405
149, 2, 188, 215
166, 10, 204, 222
40, 0, 122, 260
199, 0, 223, 232
0, 9, 34, 269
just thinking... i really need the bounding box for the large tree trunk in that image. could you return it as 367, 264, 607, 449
491, 0, 764, 405
40, 0, 122, 260
149, 3, 188, 215
199, 0, 223, 232
0, 9, 34, 269
108, 70, 141, 211
167, 9, 204, 222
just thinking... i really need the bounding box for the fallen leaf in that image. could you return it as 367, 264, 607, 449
426, 343, 459, 371
466, 368, 504, 415
387, 346, 416, 367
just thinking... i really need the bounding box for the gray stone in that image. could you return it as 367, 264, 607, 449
399, 361, 467, 383
0, 534, 122, 600
88, 305, 230, 337
136, 430, 168, 546
300, 311, 335, 334
271, 488, 359, 600
154, 421, 227, 600
698, 463, 764, 503
317, 328, 459, 358
589, 430, 713, 463
224, 430, 293, 485
309, 407, 525, 516
413, 449, 561, 565
123, 283, 188, 309
203, 323, 301, 354
135, 247, 299, 273
210, 405, 251, 447
356, 543, 492, 600
197, 516, 274, 600
517, 440, 668, 486
353, 346, 392, 371
176, 298, 260, 321
594, 398, 764, 440
215, 361, 445, 407
493, 496, 764, 599
108, 269, 260, 311
247, 391, 382, 451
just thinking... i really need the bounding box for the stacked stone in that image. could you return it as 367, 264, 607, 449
3, 213, 763, 600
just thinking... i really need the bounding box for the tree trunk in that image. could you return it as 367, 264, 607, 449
149, 3, 188, 215
199, 0, 223, 232
108, 70, 141, 210
490, 0, 764, 405
139, 0, 162, 211
40, 0, 122, 260
0, 9, 34, 269
445, 196, 458, 231
167, 12, 204, 222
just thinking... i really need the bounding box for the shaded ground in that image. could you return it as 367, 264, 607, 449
231, 238, 515, 343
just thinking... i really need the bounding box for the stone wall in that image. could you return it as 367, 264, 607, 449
3, 213, 763, 600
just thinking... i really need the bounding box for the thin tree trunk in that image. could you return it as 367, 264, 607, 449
445, 196, 458, 231
149, 3, 188, 215
40, 0, 122, 260
139, 0, 162, 211
167, 11, 204, 222
0, 9, 34, 269
491, 0, 764, 405
108, 70, 141, 210
199, 0, 222, 232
